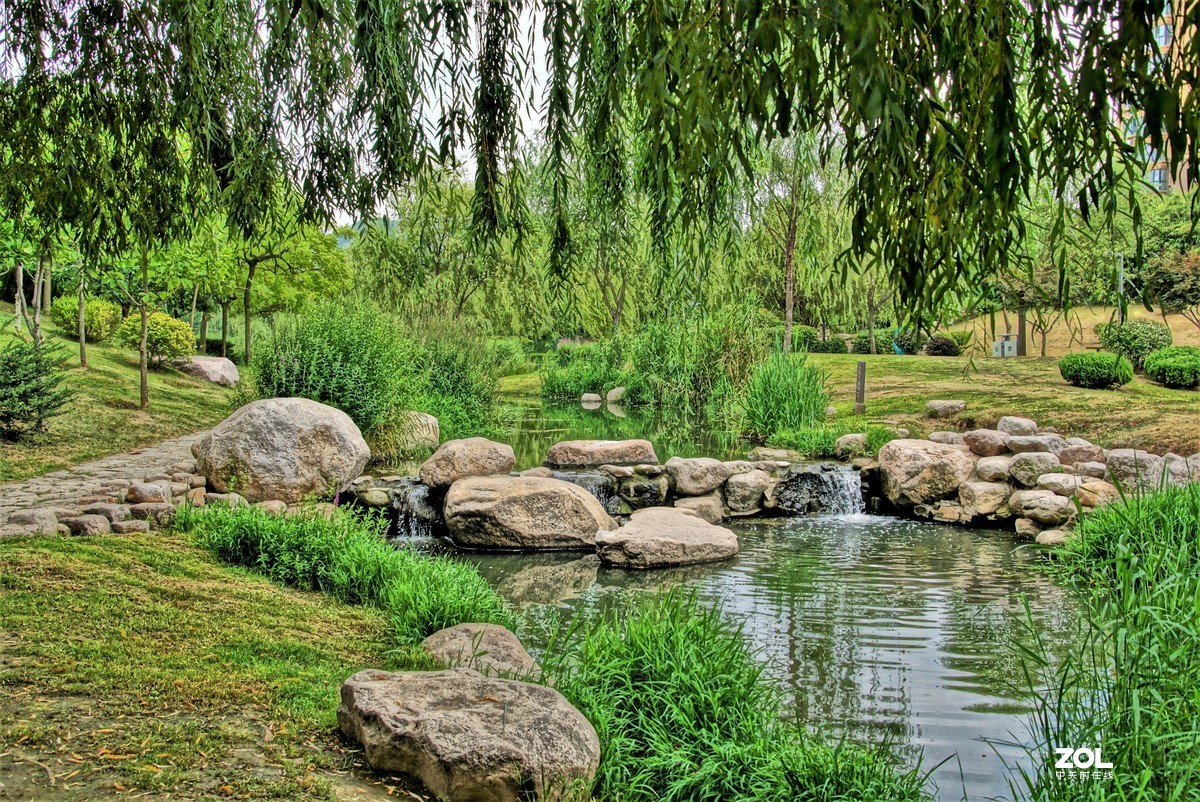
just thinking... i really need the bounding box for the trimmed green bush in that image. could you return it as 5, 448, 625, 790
791, 324, 819, 351
0, 340, 74, 438
1097, 319, 1173, 370
852, 331, 883, 354
948, 330, 973, 349
177, 504, 515, 645
49, 295, 124, 342
541, 591, 927, 802
808, 337, 848, 354
741, 353, 829, 439
1144, 345, 1200, 389
924, 336, 961, 357
115, 311, 195, 366
1058, 351, 1134, 389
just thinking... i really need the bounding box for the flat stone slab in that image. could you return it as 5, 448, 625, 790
595, 506, 739, 569
545, 439, 658, 468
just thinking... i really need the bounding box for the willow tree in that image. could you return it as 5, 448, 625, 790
3, 0, 1198, 324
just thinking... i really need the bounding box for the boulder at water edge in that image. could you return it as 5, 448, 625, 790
178, 355, 240, 387
420, 438, 516, 489
877, 439, 976, 507
422, 623, 542, 680
665, 456, 733, 495
338, 668, 599, 802
444, 475, 617, 550
545, 439, 658, 468
1104, 449, 1165, 492
193, 398, 370, 503
595, 506, 739, 568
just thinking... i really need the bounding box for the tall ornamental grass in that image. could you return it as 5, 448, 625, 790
741, 353, 830, 438
541, 591, 928, 802
176, 504, 515, 645
1013, 485, 1200, 801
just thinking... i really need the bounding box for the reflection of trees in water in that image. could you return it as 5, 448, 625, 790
500, 400, 740, 468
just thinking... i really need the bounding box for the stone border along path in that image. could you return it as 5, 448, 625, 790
0, 431, 210, 522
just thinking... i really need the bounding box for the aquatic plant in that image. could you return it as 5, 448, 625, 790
740, 352, 830, 438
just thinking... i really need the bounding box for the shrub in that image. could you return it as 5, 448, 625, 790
115, 311, 195, 366
0, 340, 74, 439
888, 329, 925, 355
490, 336, 533, 376
252, 301, 418, 434
1058, 351, 1134, 389
541, 340, 631, 399
177, 504, 515, 645
791, 324, 819, 351
741, 353, 829, 438
808, 337, 848, 354
924, 336, 961, 357
1097, 319, 1173, 370
948, 330, 973, 349
540, 591, 926, 802
1144, 345, 1200, 389
48, 295, 124, 342
852, 330, 894, 354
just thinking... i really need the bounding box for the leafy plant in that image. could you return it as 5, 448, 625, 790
540, 590, 926, 802
808, 337, 849, 354
1096, 319, 1172, 371
177, 504, 515, 645
948, 330, 973, 349
767, 422, 898, 458
115, 311, 195, 366
1058, 352, 1133, 389
924, 336, 961, 357
1144, 346, 1200, 390
49, 295, 124, 342
741, 353, 829, 439
0, 340, 74, 438
791, 324, 819, 351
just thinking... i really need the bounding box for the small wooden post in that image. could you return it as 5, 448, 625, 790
854, 361, 866, 414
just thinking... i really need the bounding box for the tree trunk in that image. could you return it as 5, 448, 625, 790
220, 302, 229, 358
25, 254, 45, 345
243, 263, 256, 365
783, 214, 798, 353
139, 244, 150, 410
199, 308, 209, 353
41, 264, 51, 310
77, 272, 88, 368
1016, 307, 1028, 357
14, 261, 23, 336
1040, 330, 1048, 357
189, 284, 199, 343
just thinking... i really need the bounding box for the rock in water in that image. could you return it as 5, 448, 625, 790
178, 355, 240, 387
444, 475, 617, 550
419, 438, 515, 490
545, 439, 658, 468
595, 507, 739, 568
338, 668, 600, 802
877, 439, 976, 507
422, 624, 541, 680
193, 398, 370, 503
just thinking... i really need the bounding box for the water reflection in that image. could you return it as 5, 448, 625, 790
466, 513, 1079, 802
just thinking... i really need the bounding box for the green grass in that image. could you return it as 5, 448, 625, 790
0, 303, 234, 482
176, 504, 517, 647
741, 353, 830, 438
1013, 485, 1200, 801
0, 531, 401, 799
767, 420, 899, 459
541, 590, 929, 802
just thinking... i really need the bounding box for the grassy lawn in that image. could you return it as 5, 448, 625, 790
809, 352, 1200, 454
0, 303, 234, 483
0, 532, 411, 800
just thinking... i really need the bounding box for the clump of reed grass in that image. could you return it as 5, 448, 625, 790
540, 590, 929, 802
176, 504, 515, 645
740, 352, 831, 439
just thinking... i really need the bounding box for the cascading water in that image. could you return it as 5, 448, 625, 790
773, 463, 865, 515
390, 478, 446, 540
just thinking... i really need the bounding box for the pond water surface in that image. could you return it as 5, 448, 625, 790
432, 401, 1081, 801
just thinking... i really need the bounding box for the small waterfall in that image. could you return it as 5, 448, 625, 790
391, 478, 446, 540
549, 470, 621, 515
774, 464, 865, 516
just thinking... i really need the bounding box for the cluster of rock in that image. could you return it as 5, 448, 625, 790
873, 412, 1200, 544
339, 622, 599, 802
1, 397, 368, 538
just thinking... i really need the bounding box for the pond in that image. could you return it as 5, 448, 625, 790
420, 400, 1082, 801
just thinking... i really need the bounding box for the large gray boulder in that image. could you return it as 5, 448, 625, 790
595, 507, 739, 568
422, 624, 541, 680
925, 400, 965, 418
1105, 449, 1166, 492
963, 429, 1009, 456
338, 668, 599, 802
179, 355, 240, 387
420, 438, 516, 490
1006, 434, 1068, 455
1058, 439, 1104, 466
996, 416, 1037, 436
1009, 452, 1061, 488
665, 456, 733, 496
1018, 490, 1076, 527
444, 475, 617, 550
877, 439, 976, 507
975, 455, 1014, 482
958, 481, 1011, 518
545, 439, 658, 468
724, 469, 776, 513
194, 398, 370, 503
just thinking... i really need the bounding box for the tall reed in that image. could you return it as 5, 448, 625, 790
741, 353, 830, 439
